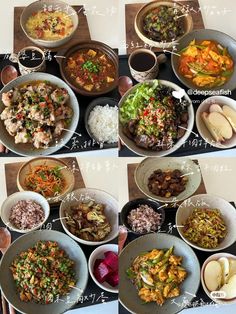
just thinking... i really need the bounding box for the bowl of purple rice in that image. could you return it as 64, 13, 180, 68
121, 198, 165, 235
0, 191, 50, 233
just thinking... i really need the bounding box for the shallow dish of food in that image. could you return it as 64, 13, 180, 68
59, 188, 118, 246
17, 157, 75, 204
119, 79, 194, 157
58, 41, 118, 96
176, 194, 236, 252
84, 97, 118, 148
119, 233, 200, 314
120, 198, 165, 235
134, 1, 193, 49
0, 72, 79, 156
201, 253, 236, 304
134, 157, 201, 203
88, 244, 118, 293
171, 29, 236, 91
196, 96, 236, 149
0, 191, 50, 233
0, 230, 88, 314
20, 0, 79, 48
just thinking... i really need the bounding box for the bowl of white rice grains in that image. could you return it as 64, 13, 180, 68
85, 97, 119, 148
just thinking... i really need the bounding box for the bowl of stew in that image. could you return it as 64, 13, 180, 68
134, 1, 193, 49
58, 41, 118, 96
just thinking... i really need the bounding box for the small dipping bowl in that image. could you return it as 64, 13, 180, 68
118, 76, 133, 97
1, 65, 18, 85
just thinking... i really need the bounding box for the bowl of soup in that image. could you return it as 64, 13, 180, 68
20, 0, 79, 48
58, 41, 119, 96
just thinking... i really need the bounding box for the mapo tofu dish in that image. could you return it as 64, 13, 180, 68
65, 200, 111, 241
65, 49, 116, 93
126, 247, 187, 306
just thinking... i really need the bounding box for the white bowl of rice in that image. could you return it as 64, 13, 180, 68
85, 97, 118, 148
0, 191, 50, 233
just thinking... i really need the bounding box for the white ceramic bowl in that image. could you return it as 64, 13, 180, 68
20, 0, 79, 48
0, 191, 50, 233
59, 188, 119, 246
176, 194, 236, 251
88, 244, 118, 293
201, 253, 236, 304
119, 80, 194, 157
135, 157, 201, 203
196, 96, 236, 149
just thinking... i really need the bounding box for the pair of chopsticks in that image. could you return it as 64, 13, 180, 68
1, 292, 15, 314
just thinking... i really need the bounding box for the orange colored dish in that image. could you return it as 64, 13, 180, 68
179, 40, 234, 88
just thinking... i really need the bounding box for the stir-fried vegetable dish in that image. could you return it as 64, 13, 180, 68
119, 80, 189, 151
10, 241, 76, 304
65, 200, 111, 241
143, 5, 185, 42
126, 247, 187, 305
25, 164, 66, 198
0, 80, 73, 149
65, 49, 116, 92
179, 40, 234, 88
182, 208, 227, 248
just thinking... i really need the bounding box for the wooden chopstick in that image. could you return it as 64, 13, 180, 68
1, 294, 7, 314
8, 303, 16, 314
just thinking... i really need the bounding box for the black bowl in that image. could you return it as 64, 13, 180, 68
84, 97, 119, 149
120, 198, 165, 235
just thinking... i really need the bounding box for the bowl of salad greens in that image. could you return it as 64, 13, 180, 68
119, 79, 194, 156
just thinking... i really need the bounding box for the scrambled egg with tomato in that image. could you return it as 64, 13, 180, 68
179, 39, 234, 88
126, 247, 187, 306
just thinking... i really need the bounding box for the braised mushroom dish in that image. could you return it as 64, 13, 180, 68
148, 169, 188, 198
65, 200, 111, 241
